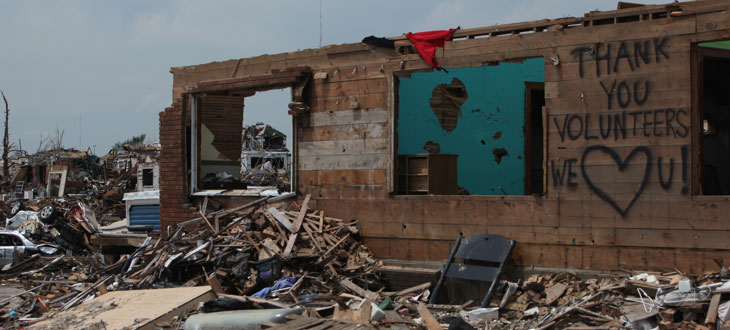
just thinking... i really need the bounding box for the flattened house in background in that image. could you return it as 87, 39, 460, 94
159, 0, 730, 275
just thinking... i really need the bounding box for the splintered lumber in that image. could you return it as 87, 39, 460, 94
340, 278, 379, 300
282, 195, 312, 256
293, 194, 311, 231
199, 211, 216, 233
178, 196, 269, 228
705, 293, 721, 325
302, 223, 324, 252
417, 302, 443, 330
207, 273, 224, 295
390, 282, 431, 297
538, 292, 601, 327
269, 207, 296, 232
282, 233, 298, 257
323, 233, 350, 257
241, 225, 263, 255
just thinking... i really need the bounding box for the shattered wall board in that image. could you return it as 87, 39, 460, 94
398, 59, 544, 195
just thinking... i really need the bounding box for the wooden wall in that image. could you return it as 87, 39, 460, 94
199, 95, 244, 161
167, 1, 730, 274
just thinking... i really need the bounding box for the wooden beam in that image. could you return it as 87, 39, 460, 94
417, 303, 443, 330
339, 278, 379, 300
705, 293, 721, 325
293, 194, 312, 232
390, 282, 431, 297
268, 207, 296, 232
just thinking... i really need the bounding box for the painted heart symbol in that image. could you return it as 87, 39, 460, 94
580, 146, 652, 218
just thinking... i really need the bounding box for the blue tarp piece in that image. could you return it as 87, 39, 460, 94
251, 277, 298, 298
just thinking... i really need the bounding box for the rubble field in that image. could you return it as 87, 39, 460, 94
0, 147, 727, 330
0, 192, 728, 329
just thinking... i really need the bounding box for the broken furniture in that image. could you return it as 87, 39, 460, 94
397, 153, 457, 195
429, 233, 516, 307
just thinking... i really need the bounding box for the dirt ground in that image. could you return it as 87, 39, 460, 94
0, 282, 26, 314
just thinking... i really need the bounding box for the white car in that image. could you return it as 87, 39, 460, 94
0, 230, 61, 270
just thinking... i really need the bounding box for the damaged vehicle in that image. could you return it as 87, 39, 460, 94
0, 230, 62, 270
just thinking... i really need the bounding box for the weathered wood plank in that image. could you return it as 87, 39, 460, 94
298, 138, 388, 156
298, 154, 388, 171
308, 108, 388, 127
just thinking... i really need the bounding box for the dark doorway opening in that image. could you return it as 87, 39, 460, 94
525, 82, 545, 195
698, 44, 730, 195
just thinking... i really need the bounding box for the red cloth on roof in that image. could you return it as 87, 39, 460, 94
404, 28, 458, 71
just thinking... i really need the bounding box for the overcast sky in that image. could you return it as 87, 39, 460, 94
0, 0, 669, 154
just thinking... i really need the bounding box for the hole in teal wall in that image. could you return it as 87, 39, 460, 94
396, 58, 545, 195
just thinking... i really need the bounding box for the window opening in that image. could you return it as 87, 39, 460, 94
395, 58, 546, 195
142, 168, 154, 186
191, 88, 293, 195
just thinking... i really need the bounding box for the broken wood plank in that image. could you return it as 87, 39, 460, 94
390, 282, 431, 297
96, 283, 108, 295
201, 196, 208, 216
417, 302, 443, 330
705, 293, 721, 325
339, 278, 378, 300
282, 233, 298, 257
240, 225, 263, 256
268, 207, 296, 232
293, 194, 311, 232
179, 196, 269, 229
333, 302, 372, 325
302, 223, 324, 252
199, 211, 217, 233
207, 273, 224, 295
264, 212, 289, 238
545, 283, 568, 305
323, 233, 350, 257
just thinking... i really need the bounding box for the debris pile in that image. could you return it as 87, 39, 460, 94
5, 198, 101, 254
3, 146, 158, 224
100, 195, 382, 295
2, 196, 730, 329
0, 195, 387, 328
253, 268, 730, 330
1, 145, 159, 250
239, 123, 291, 191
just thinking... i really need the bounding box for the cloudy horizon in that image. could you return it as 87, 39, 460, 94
0, 0, 669, 155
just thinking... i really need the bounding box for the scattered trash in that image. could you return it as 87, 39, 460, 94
464, 307, 499, 322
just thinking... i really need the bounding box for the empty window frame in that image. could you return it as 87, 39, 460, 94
395, 59, 546, 195
142, 168, 154, 186
189, 89, 294, 195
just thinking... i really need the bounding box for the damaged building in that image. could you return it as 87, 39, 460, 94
159, 0, 730, 275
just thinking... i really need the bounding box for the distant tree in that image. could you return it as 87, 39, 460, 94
1, 90, 9, 179
36, 127, 65, 153
113, 134, 146, 152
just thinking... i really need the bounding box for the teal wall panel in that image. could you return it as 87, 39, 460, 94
397, 58, 544, 195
